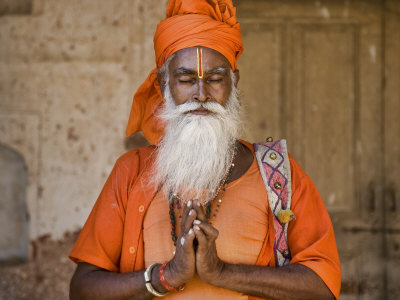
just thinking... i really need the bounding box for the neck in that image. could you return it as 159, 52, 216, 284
227, 141, 254, 184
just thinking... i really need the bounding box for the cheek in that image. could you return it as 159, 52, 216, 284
169, 78, 189, 104
170, 85, 194, 105
216, 83, 232, 105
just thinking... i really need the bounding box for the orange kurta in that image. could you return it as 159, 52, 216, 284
69, 141, 341, 299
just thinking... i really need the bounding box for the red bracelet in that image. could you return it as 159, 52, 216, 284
159, 261, 185, 292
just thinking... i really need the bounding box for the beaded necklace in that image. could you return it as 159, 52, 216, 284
168, 146, 237, 246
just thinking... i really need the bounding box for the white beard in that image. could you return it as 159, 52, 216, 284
151, 74, 242, 203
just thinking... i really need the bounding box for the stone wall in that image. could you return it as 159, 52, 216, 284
0, 0, 168, 241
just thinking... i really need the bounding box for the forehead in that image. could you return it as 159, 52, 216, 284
169, 47, 231, 71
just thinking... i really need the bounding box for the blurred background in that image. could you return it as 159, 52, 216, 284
0, 0, 399, 299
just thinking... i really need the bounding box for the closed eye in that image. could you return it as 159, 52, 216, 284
208, 78, 223, 83
179, 79, 195, 84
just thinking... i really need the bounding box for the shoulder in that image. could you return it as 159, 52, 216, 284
106, 145, 157, 194
115, 145, 156, 172
287, 153, 308, 191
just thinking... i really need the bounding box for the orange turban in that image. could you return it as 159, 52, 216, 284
125, 0, 243, 144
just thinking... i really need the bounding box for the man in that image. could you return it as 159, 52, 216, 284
69, 1, 341, 299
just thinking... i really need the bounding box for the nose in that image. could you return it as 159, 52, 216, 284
193, 80, 210, 102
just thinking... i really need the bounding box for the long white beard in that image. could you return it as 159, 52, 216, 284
152, 77, 242, 203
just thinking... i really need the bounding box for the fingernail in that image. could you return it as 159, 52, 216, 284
194, 225, 200, 231
189, 209, 194, 216
193, 220, 201, 225
196, 200, 201, 207
189, 228, 194, 235
180, 237, 185, 246
187, 200, 192, 207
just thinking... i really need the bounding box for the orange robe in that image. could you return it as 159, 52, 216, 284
69, 141, 341, 299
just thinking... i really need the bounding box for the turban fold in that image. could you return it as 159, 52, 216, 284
125, 0, 243, 144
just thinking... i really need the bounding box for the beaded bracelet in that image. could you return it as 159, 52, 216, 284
160, 261, 185, 292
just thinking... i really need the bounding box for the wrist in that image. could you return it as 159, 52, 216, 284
149, 264, 169, 294
164, 261, 185, 288
160, 261, 185, 291
210, 260, 227, 287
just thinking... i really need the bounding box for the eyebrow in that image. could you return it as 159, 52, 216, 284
205, 66, 228, 75
173, 68, 197, 76
173, 66, 228, 76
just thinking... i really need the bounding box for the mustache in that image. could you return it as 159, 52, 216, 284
176, 101, 226, 115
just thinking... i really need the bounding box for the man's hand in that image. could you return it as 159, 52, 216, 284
163, 200, 197, 287
191, 200, 225, 285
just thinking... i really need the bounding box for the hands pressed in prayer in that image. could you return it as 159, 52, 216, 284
165, 199, 225, 287
191, 199, 225, 284
164, 200, 197, 287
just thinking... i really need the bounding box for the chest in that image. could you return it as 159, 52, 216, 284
143, 164, 270, 266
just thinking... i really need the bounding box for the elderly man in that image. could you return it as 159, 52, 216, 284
69, 1, 341, 299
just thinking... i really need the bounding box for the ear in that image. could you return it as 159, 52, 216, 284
233, 69, 240, 87
157, 71, 166, 95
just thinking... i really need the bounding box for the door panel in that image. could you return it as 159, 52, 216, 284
288, 23, 357, 211
239, 22, 284, 141
384, 1, 400, 299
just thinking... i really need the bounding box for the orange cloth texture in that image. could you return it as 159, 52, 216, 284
125, 0, 243, 144
69, 141, 341, 300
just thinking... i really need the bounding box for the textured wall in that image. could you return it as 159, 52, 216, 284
0, 0, 168, 240
0, 144, 28, 261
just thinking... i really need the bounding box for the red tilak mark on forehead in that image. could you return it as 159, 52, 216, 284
197, 48, 203, 78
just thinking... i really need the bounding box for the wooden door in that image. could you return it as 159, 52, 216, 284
384, 2, 400, 299
236, 0, 400, 299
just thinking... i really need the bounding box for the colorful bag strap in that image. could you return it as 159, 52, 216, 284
253, 139, 295, 267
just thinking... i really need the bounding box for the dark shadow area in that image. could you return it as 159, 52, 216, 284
124, 132, 150, 151
0, 0, 32, 16
0, 143, 29, 265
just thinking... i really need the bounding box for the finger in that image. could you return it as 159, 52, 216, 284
193, 224, 208, 249
192, 199, 206, 222
179, 228, 195, 253
181, 201, 196, 233
195, 221, 219, 241
182, 209, 197, 233
181, 199, 192, 220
